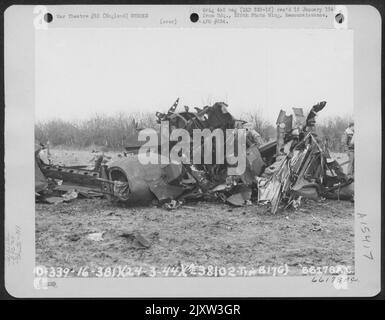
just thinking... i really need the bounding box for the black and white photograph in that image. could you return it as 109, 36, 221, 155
3, 4, 382, 298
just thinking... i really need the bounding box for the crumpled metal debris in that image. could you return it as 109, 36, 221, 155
55, 184, 104, 198
112, 180, 131, 201
87, 232, 105, 241
35, 99, 353, 214
257, 104, 353, 213
62, 189, 78, 202
39, 189, 78, 205
43, 196, 67, 205
120, 231, 151, 249
163, 200, 183, 210
226, 185, 252, 207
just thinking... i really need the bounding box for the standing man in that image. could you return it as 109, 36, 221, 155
342, 122, 354, 177
243, 122, 264, 148
90, 147, 112, 171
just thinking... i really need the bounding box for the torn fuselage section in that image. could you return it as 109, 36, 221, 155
106, 158, 187, 203
257, 101, 353, 213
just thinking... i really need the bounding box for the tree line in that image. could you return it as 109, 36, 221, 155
35, 111, 352, 152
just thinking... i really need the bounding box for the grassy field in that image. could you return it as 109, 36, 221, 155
36, 197, 354, 277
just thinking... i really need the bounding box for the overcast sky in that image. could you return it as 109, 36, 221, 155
36, 28, 353, 124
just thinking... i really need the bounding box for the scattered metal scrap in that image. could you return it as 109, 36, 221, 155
35, 99, 353, 214
120, 231, 151, 249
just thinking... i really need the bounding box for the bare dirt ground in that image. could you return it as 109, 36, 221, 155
35, 148, 354, 276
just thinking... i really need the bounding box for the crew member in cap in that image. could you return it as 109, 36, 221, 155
243, 122, 264, 148
342, 121, 354, 177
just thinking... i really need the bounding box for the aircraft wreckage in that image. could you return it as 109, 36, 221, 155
35, 99, 354, 213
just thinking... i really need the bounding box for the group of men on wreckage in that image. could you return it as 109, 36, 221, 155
342, 122, 355, 178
